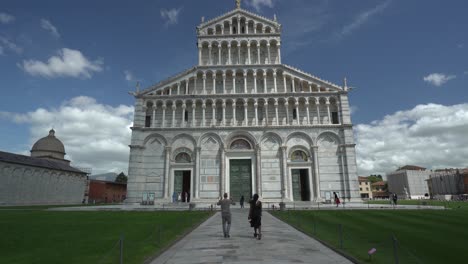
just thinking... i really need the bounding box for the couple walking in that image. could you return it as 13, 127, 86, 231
217, 193, 262, 240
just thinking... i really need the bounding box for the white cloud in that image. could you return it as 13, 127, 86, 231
160, 8, 182, 26
20, 48, 103, 79
41, 19, 60, 38
245, 0, 275, 11
1, 96, 134, 174
355, 103, 468, 176
0, 36, 23, 54
124, 70, 134, 81
0, 12, 15, 24
338, 0, 391, 38
423, 73, 456, 86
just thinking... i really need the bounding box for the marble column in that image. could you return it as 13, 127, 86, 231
202, 102, 206, 127
232, 102, 236, 126
254, 100, 258, 126
256, 145, 262, 195
220, 146, 226, 197
257, 45, 260, 64
273, 70, 277, 93
212, 104, 216, 126
247, 43, 251, 64
283, 74, 287, 93
213, 74, 216, 94
253, 72, 257, 93
263, 71, 267, 93
267, 43, 271, 64
275, 102, 279, 125
222, 101, 226, 126
193, 76, 197, 95
208, 44, 212, 65
280, 146, 288, 199
295, 101, 300, 125
185, 80, 189, 94
222, 73, 226, 94
177, 82, 180, 95
162, 104, 166, 128
152, 105, 156, 128
233, 73, 236, 94
218, 45, 221, 65
326, 98, 331, 124
312, 146, 321, 201
243, 71, 247, 93
292, 78, 296, 92
228, 44, 232, 65
192, 103, 196, 127
198, 46, 202, 65
182, 103, 186, 127
285, 101, 290, 125
171, 104, 176, 127
202, 74, 207, 94
306, 102, 311, 125
265, 101, 269, 126
195, 147, 201, 198
277, 43, 282, 64
237, 45, 241, 65
316, 99, 321, 124
244, 101, 248, 126
164, 146, 172, 199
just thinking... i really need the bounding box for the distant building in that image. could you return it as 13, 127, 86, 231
427, 169, 468, 199
358, 176, 373, 199
371, 181, 389, 199
0, 129, 88, 205
88, 180, 127, 204
386, 165, 431, 199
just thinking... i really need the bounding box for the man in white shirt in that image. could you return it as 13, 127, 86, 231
217, 193, 235, 238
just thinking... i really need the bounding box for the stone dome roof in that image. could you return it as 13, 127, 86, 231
31, 129, 66, 159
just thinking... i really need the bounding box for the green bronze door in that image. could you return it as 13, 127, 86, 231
174, 171, 183, 196
229, 159, 252, 202
292, 169, 301, 201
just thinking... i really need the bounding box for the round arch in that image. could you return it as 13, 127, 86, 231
286, 131, 313, 146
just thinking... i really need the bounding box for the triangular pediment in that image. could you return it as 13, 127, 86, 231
197, 8, 280, 34
281, 65, 343, 91
137, 67, 197, 97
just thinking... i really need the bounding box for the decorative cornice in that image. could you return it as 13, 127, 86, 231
198, 8, 280, 30
131, 124, 352, 132
282, 64, 342, 90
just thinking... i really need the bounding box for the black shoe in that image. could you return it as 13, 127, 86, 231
257, 234, 262, 240
254, 233, 257, 238
224, 234, 227, 238
227, 234, 230, 238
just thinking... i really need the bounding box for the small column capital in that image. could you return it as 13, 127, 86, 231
202, 103, 206, 109
284, 101, 289, 106
172, 105, 177, 110
243, 71, 247, 77
162, 104, 167, 110
192, 103, 196, 109
182, 103, 186, 109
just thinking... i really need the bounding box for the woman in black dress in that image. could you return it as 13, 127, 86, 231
248, 194, 262, 240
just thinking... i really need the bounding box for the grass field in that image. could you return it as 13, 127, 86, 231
368, 199, 468, 209
272, 203, 468, 264
0, 208, 212, 264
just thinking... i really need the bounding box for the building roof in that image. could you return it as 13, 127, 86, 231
31, 129, 66, 155
0, 151, 86, 174
398, 165, 426, 171
358, 176, 369, 182
371, 181, 387, 186
89, 179, 127, 186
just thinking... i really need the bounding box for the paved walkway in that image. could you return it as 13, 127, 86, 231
151, 209, 352, 264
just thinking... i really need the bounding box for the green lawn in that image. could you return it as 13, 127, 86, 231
0, 209, 212, 264
272, 205, 468, 264
368, 199, 468, 209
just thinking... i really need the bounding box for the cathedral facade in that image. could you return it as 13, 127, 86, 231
127, 2, 360, 204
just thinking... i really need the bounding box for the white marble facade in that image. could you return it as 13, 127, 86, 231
126, 2, 360, 204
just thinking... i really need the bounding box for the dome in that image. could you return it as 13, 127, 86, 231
30, 129, 66, 160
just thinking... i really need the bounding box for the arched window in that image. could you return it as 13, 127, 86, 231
291, 150, 308, 162
230, 139, 251, 150
175, 153, 191, 163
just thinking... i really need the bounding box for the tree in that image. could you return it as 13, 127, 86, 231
367, 174, 383, 184
115, 172, 128, 183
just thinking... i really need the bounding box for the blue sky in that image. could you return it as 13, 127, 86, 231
1, 0, 467, 175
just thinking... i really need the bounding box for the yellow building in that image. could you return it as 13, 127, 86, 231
358, 176, 372, 199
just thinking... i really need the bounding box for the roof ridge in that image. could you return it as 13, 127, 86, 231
198, 8, 278, 29
138, 66, 197, 95
283, 64, 342, 89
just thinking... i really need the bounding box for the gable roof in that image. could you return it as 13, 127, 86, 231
136, 64, 343, 97
0, 151, 86, 174
198, 8, 279, 30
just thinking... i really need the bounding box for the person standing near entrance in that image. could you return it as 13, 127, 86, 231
217, 193, 235, 238
333, 192, 340, 207
249, 194, 262, 240
240, 195, 245, 208
392, 193, 398, 206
